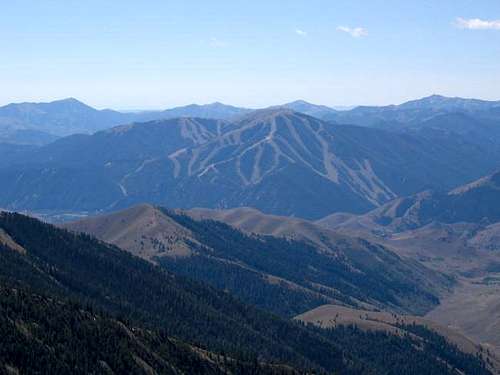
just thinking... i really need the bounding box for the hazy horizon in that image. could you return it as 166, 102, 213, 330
1, 93, 499, 112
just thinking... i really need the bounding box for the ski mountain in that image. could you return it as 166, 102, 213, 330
1, 108, 500, 219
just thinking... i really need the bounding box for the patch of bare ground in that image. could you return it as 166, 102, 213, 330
0, 228, 26, 255
426, 276, 500, 356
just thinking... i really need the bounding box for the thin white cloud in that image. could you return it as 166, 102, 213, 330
209, 37, 228, 48
336, 26, 368, 38
455, 17, 500, 30
295, 29, 307, 37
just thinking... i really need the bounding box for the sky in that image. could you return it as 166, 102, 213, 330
1, 0, 500, 109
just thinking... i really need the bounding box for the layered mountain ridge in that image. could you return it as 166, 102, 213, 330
319, 169, 500, 232
324, 94, 500, 130
2, 107, 500, 219
64, 204, 452, 316
3, 94, 499, 145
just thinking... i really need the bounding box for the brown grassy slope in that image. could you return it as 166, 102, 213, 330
62, 204, 198, 261
296, 304, 500, 372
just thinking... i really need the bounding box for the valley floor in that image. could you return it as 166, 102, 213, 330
426, 275, 500, 355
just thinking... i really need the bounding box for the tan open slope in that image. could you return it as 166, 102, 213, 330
62, 204, 198, 261
0, 228, 26, 255
296, 304, 500, 373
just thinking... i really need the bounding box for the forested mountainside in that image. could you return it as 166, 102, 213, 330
161, 209, 449, 316
0, 285, 299, 375
64, 204, 452, 317
2, 108, 500, 220
0, 211, 493, 374
0, 211, 347, 373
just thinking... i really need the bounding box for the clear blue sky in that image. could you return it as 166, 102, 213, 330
1, 0, 500, 109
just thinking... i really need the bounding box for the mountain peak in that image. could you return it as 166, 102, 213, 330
58, 97, 83, 103
44, 98, 96, 112
50, 97, 89, 106
208, 101, 227, 107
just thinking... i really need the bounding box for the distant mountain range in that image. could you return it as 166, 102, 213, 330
1, 108, 499, 219
0, 98, 129, 142
3, 94, 499, 145
0, 98, 256, 144
0, 97, 333, 144
324, 94, 500, 132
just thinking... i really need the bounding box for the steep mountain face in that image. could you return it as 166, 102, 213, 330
64, 204, 452, 317
165, 109, 399, 217
0, 117, 225, 212
29, 117, 224, 166
1, 109, 499, 219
